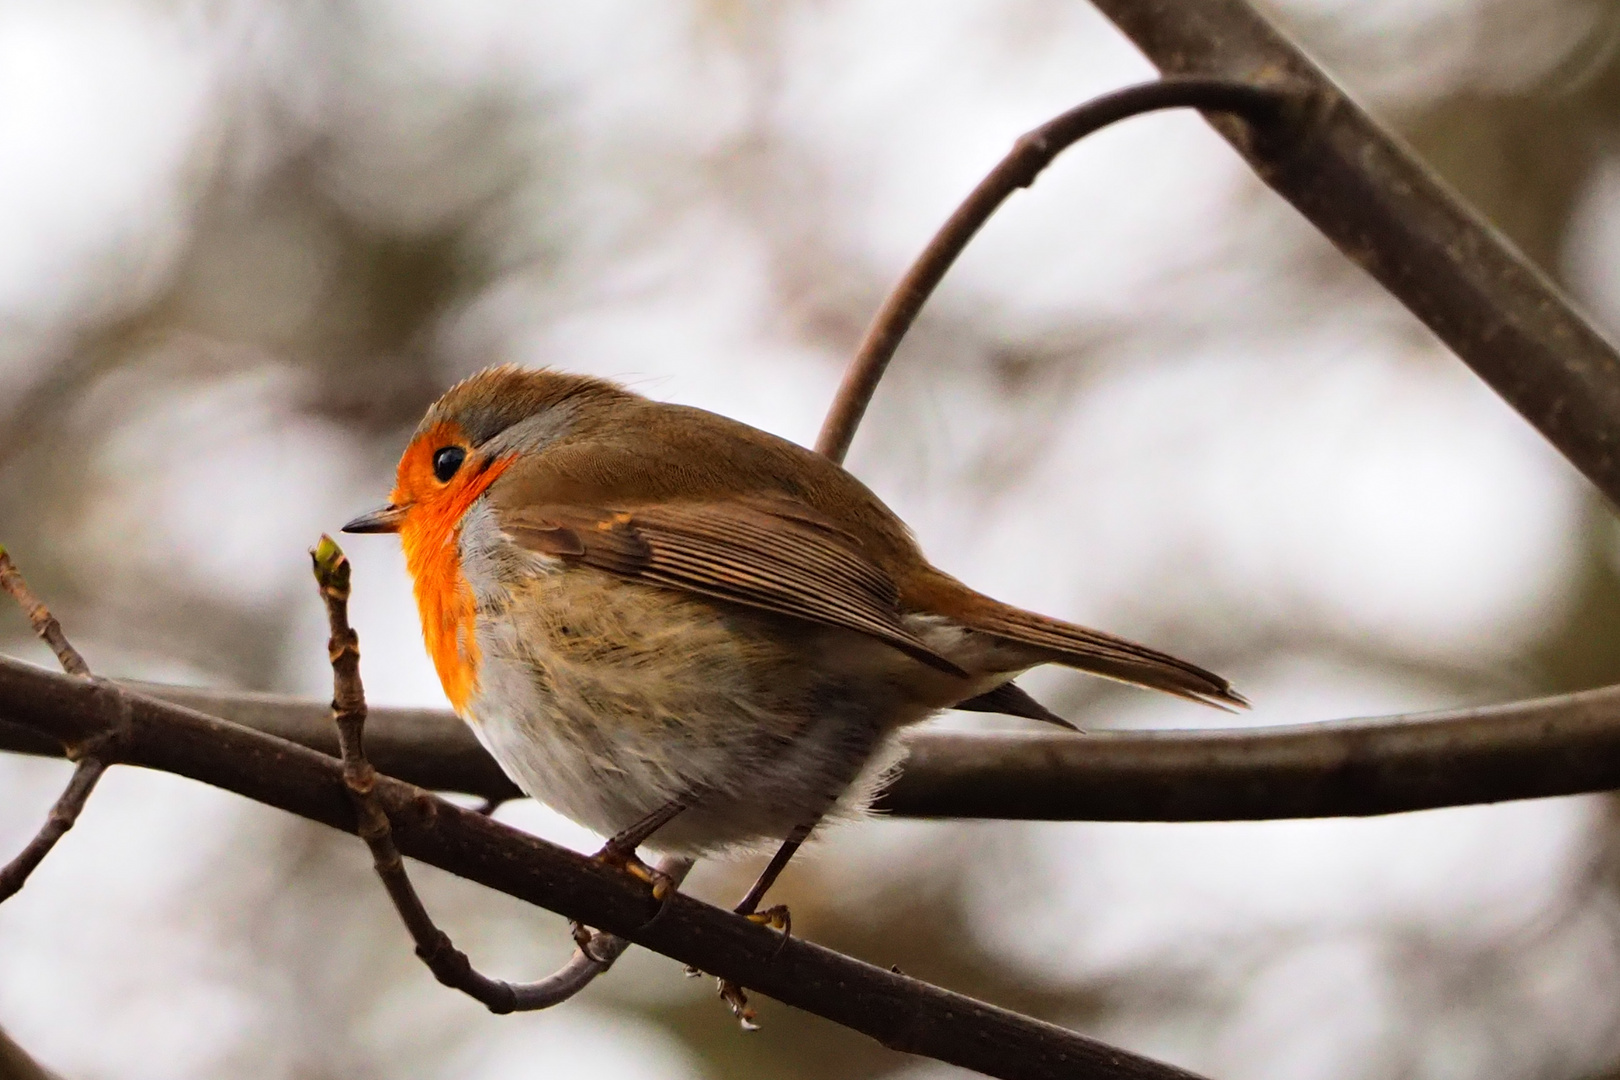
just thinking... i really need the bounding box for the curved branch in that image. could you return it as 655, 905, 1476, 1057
814, 76, 1292, 463
0, 656, 1207, 1080
6, 668, 1620, 820
310, 536, 694, 1013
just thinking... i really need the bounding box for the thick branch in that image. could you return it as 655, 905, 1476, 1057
1088, 0, 1620, 510
815, 77, 1290, 463
0, 656, 1204, 1080
6, 667, 1620, 820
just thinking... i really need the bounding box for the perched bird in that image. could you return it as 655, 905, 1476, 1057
344, 365, 1241, 1004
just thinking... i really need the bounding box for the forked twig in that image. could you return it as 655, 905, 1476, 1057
310, 535, 690, 1012
0, 546, 112, 903
815, 76, 1292, 464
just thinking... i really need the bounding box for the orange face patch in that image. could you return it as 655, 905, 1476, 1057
393, 421, 514, 714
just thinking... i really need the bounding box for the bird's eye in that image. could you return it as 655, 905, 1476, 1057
432, 446, 466, 483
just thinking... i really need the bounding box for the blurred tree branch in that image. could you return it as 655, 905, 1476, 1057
0, 1025, 65, 1080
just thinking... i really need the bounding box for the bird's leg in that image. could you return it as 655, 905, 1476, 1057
591, 800, 687, 901
714, 820, 815, 1029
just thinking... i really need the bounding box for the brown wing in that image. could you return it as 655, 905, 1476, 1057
499, 499, 968, 678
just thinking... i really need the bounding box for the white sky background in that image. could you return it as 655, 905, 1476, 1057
1, 1, 1617, 1078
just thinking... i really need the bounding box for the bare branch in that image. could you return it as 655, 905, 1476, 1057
0, 1025, 65, 1080
308, 536, 697, 1013
9, 676, 1619, 821
1088, 0, 1620, 510
0, 655, 1208, 1080
0, 549, 111, 904
815, 77, 1291, 463
0, 757, 108, 903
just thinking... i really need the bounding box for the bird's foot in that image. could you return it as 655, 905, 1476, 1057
591, 841, 676, 902
718, 979, 759, 1030
745, 903, 791, 935
707, 903, 792, 1030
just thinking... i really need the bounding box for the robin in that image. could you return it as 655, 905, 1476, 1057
344, 364, 1242, 1017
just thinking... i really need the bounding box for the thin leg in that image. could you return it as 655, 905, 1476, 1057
716, 820, 816, 1029
735, 821, 813, 916
593, 800, 687, 900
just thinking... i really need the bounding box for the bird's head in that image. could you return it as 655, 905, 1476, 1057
342, 364, 632, 540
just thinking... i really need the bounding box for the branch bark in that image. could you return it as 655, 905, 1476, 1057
5, 666, 1620, 821
0, 656, 1206, 1080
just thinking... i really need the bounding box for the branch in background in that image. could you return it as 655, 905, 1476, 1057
309, 536, 693, 1012
0, 550, 111, 903
0, 1025, 65, 1080
815, 77, 1291, 463
9, 673, 1620, 821
1088, 0, 1620, 511
0, 656, 1207, 1080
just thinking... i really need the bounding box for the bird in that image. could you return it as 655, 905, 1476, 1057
344, 363, 1242, 1018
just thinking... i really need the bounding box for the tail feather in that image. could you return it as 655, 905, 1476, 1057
966, 603, 1246, 711
954, 681, 1081, 731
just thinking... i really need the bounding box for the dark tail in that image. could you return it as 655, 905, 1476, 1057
965, 601, 1246, 710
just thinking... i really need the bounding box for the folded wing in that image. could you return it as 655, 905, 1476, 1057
499, 499, 968, 678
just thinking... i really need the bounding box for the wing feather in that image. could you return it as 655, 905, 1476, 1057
500, 500, 967, 677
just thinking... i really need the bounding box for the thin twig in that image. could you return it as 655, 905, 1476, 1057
309, 535, 692, 1013
0, 757, 107, 903
0, 547, 110, 904
0, 547, 89, 677
815, 77, 1291, 464
0, 655, 1210, 1080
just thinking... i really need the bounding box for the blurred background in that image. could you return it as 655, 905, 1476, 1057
3, 1, 1620, 1077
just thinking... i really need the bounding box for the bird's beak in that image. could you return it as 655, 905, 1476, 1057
342, 503, 409, 534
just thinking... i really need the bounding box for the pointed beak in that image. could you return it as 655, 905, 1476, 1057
341, 503, 409, 534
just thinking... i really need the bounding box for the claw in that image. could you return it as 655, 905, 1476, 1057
592, 843, 676, 901
718, 978, 759, 1030
570, 921, 610, 964
746, 904, 790, 933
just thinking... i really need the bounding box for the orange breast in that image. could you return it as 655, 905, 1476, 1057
399, 456, 513, 714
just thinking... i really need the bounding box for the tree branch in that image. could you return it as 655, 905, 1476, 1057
1087, 0, 1620, 511
0, 654, 1206, 1080
0, 550, 111, 902
8, 669, 1620, 821
309, 535, 695, 1013
0, 1025, 65, 1080
0, 548, 89, 678
815, 76, 1292, 463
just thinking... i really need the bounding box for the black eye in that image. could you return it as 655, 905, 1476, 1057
432, 446, 466, 483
